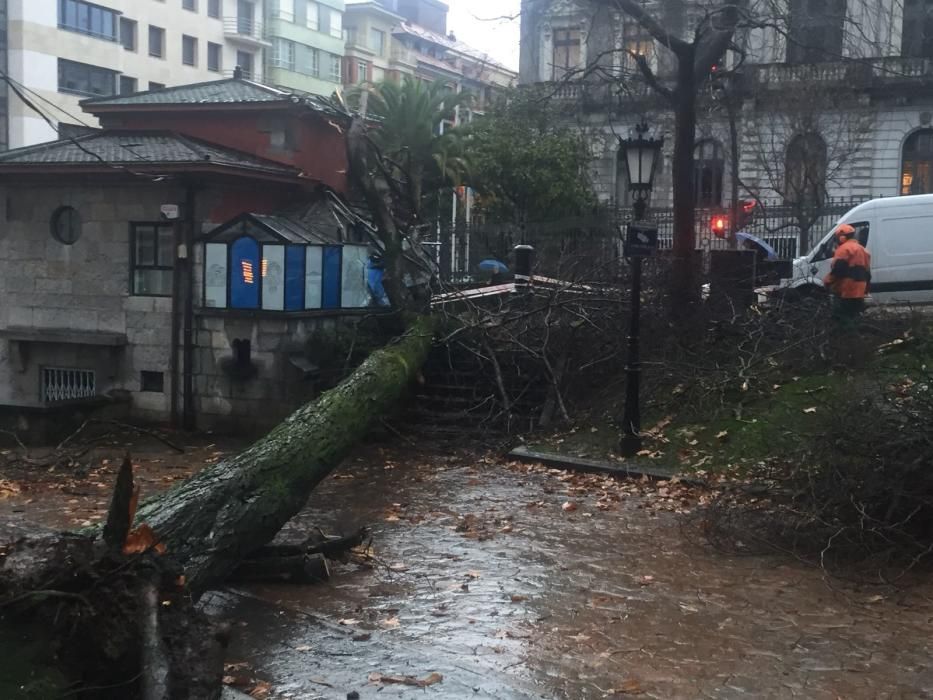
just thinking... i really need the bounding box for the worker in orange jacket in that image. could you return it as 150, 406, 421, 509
823, 223, 871, 325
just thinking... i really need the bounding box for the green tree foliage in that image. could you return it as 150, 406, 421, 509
464, 89, 596, 223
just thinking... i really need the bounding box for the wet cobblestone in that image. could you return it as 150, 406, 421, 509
215, 446, 933, 699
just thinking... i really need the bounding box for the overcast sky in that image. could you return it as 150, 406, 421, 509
447, 0, 522, 71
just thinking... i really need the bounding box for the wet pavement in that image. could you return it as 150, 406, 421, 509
209, 445, 933, 699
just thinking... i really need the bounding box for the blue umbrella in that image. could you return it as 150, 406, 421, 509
735, 231, 779, 261
478, 259, 509, 274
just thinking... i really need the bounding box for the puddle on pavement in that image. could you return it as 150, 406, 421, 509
206, 445, 933, 699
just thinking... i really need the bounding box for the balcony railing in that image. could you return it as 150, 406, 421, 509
223, 17, 268, 44
749, 57, 933, 89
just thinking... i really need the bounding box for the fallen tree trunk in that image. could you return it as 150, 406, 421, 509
135, 314, 435, 594
0, 317, 435, 698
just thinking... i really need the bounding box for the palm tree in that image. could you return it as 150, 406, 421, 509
363, 77, 472, 219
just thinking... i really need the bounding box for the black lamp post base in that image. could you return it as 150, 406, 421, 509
620, 432, 642, 458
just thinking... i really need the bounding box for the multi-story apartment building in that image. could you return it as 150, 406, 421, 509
519, 0, 933, 236
266, 0, 346, 95
2, 0, 271, 150
343, 0, 517, 111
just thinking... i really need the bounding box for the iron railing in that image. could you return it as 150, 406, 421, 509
431, 196, 875, 281
41, 367, 96, 404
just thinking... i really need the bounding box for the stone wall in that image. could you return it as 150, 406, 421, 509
0, 183, 184, 419
192, 310, 374, 433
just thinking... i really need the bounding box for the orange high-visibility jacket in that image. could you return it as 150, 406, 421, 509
823, 238, 872, 299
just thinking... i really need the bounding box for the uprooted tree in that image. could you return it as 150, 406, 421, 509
0, 98, 441, 698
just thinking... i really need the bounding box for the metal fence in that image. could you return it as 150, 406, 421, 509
432, 196, 873, 282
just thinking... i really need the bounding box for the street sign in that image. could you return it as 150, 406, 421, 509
624, 222, 659, 258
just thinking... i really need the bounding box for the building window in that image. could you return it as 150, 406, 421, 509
785, 133, 828, 206
208, 0, 221, 18
237, 50, 255, 79
120, 18, 137, 51
357, 60, 368, 83
329, 53, 341, 82
182, 35, 198, 66
131, 223, 174, 296
58, 0, 118, 41
272, 38, 296, 70
208, 42, 222, 72
694, 140, 725, 208
183, 0, 197, 11
206, 239, 371, 310
306, 1, 320, 30
58, 58, 116, 96
149, 81, 166, 90
319, 5, 341, 38
787, 0, 846, 64
119, 75, 138, 95
140, 371, 165, 393
42, 368, 96, 404
622, 21, 654, 73
328, 8, 342, 38
901, 129, 933, 194
149, 25, 165, 58
551, 28, 581, 80
272, 0, 295, 21
370, 28, 385, 55
50, 206, 82, 244
903, 0, 933, 58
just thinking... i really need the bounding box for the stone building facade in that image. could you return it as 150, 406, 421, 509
0, 78, 385, 436
519, 0, 933, 250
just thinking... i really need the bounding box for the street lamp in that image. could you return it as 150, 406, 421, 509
618, 121, 664, 457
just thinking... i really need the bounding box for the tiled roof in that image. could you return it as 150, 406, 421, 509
80, 77, 347, 120
0, 131, 301, 176
81, 78, 296, 107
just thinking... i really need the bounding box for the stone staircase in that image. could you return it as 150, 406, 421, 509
405, 343, 548, 437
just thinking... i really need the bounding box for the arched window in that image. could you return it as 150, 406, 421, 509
902, 129, 933, 195
785, 133, 827, 207
693, 140, 724, 208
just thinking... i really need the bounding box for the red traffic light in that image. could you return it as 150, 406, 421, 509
711, 215, 728, 237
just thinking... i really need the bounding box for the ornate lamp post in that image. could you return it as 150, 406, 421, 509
618, 121, 664, 457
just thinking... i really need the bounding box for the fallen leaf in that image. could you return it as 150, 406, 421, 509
369, 672, 443, 687
715, 430, 729, 440
380, 616, 401, 629
338, 618, 360, 626
294, 645, 313, 652
249, 680, 272, 699
352, 632, 372, 642
609, 678, 644, 695
803, 407, 818, 414
510, 595, 528, 603
562, 501, 578, 512
122, 524, 167, 555
638, 575, 655, 586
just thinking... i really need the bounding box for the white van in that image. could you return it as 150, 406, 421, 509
764, 194, 933, 305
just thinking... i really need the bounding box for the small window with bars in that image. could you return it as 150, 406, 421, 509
41, 367, 96, 403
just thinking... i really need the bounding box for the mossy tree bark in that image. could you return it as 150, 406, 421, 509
135, 314, 436, 594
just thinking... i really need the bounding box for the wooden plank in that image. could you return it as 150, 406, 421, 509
508, 445, 704, 486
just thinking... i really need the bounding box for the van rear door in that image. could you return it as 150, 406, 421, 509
871, 206, 933, 304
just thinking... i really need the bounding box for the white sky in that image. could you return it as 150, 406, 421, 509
447, 0, 523, 71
